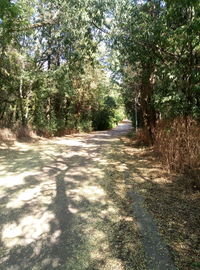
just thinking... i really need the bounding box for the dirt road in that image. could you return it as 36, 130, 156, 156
0, 121, 178, 270
0, 121, 137, 270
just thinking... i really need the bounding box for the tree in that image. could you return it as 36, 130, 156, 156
111, 0, 200, 143
0, 0, 124, 135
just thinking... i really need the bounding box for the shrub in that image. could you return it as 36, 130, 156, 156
92, 109, 114, 130
77, 120, 93, 132
154, 117, 200, 189
0, 128, 16, 141
135, 128, 151, 146
92, 96, 121, 131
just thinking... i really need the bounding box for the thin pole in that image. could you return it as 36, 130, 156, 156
135, 97, 138, 131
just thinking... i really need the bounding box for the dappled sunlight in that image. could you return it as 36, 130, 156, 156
69, 184, 107, 204
0, 122, 139, 269
90, 137, 118, 143
112, 143, 170, 186
0, 171, 40, 188
52, 162, 68, 171
116, 163, 128, 172
6, 185, 41, 208
62, 150, 88, 159
81, 185, 106, 198
92, 156, 108, 165
2, 210, 55, 248
10, 141, 36, 151
52, 138, 97, 149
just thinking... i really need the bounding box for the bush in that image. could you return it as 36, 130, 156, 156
92, 96, 122, 131
77, 120, 93, 132
154, 117, 200, 189
0, 128, 16, 141
135, 128, 151, 146
92, 109, 114, 130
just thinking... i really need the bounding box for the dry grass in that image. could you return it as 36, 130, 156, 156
0, 128, 16, 141
119, 135, 200, 270
15, 126, 37, 139
135, 128, 151, 146
154, 117, 200, 189
0, 126, 37, 143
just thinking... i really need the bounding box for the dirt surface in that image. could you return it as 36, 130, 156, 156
0, 121, 196, 270
119, 135, 200, 270
129, 191, 176, 270
0, 121, 144, 270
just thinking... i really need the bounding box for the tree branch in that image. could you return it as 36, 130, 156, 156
91, 21, 110, 34
11, 11, 60, 32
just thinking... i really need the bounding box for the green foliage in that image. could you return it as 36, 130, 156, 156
2, 0, 199, 138
92, 96, 121, 130
111, 0, 200, 133
0, 0, 124, 135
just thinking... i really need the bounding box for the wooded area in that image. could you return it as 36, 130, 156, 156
0, 0, 124, 136
0, 0, 200, 181
0, 1, 200, 269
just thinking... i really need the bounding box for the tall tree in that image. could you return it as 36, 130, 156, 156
0, 0, 123, 134
111, 0, 200, 143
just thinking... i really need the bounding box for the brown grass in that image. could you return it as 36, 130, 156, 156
135, 128, 151, 146
0, 128, 16, 141
0, 126, 37, 142
120, 135, 200, 270
154, 117, 200, 189
15, 126, 36, 139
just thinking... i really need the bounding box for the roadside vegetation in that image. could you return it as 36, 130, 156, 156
111, 0, 200, 189
0, 0, 200, 269
119, 134, 200, 270
0, 0, 124, 138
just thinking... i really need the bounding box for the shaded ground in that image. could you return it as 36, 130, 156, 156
129, 191, 176, 270
0, 121, 198, 270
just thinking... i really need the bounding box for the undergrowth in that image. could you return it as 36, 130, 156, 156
0, 126, 37, 141
154, 117, 200, 189
134, 117, 200, 189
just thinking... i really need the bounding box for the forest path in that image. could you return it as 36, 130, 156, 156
0, 121, 175, 270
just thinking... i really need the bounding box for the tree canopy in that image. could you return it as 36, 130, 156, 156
0, 0, 124, 135
110, 0, 200, 142
0, 0, 199, 138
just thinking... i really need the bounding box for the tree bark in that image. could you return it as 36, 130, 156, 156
18, 76, 27, 126
140, 67, 156, 145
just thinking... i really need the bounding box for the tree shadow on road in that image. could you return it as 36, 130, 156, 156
0, 122, 136, 270
0, 149, 92, 270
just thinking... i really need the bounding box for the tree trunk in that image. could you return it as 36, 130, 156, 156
18, 76, 27, 126
140, 68, 156, 145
